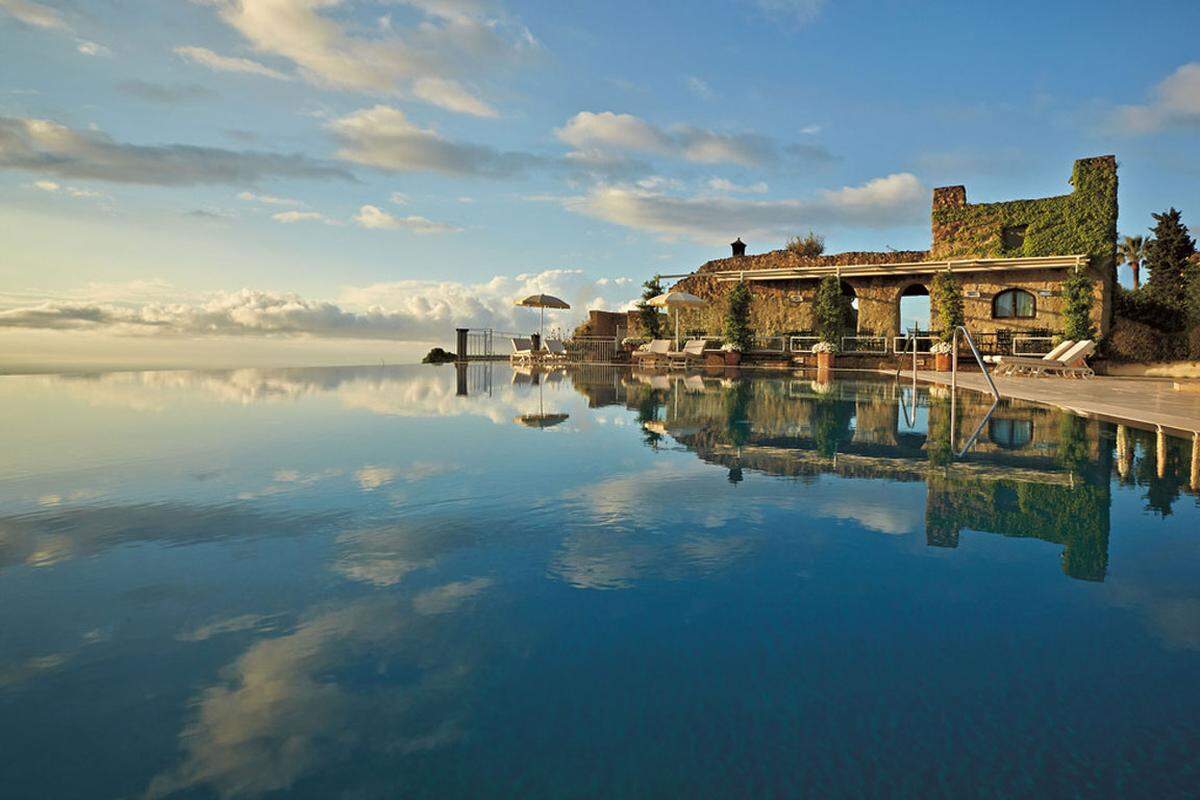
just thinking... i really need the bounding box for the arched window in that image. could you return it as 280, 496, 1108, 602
989, 418, 1033, 449
993, 288, 1035, 319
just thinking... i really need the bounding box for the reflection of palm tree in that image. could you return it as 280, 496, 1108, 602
1118, 235, 1147, 290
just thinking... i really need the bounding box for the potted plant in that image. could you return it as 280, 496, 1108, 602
813, 275, 847, 370
930, 268, 964, 371
811, 340, 837, 370
723, 281, 753, 366
931, 340, 953, 371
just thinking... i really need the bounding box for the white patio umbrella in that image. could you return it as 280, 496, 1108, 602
648, 291, 708, 349
515, 293, 571, 339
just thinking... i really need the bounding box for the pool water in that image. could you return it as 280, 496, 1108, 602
2, 364, 1199, 798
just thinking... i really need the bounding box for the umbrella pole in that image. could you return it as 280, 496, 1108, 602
674, 310, 680, 350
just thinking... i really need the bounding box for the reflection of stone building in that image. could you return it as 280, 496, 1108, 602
589, 371, 1116, 582
670, 156, 1117, 341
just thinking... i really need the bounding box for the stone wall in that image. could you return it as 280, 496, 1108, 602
673, 250, 929, 339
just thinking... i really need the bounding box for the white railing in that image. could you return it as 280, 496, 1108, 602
841, 335, 889, 355
752, 336, 786, 353
893, 335, 935, 355
1012, 335, 1054, 356
789, 335, 820, 353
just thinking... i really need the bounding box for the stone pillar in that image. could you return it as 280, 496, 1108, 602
1156, 426, 1167, 479
1191, 432, 1199, 494
455, 328, 468, 363
1115, 424, 1132, 481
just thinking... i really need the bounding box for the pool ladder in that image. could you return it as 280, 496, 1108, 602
897, 326, 1002, 458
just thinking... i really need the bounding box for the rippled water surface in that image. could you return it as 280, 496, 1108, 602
2, 364, 1199, 798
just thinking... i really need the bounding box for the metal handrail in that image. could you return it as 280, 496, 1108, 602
951, 325, 1000, 401
950, 326, 1001, 457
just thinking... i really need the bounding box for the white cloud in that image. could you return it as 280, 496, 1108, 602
0, 269, 634, 343
800, 124, 822, 135
0, 115, 352, 185
685, 75, 715, 101
389, 191, 409, 205
0, 0, 67, 30
328, 105, 541, 176
1112, 62, 1200, 134
564, 173, 926, 244
173, 45, 291, 81
707, 177, 769, 194
271, 210, 332, 224
238, 191, 302, 207
353, 204, 462, 234
75, 40, 109, 57
198, 0, 533, 115
27, 178, 108, 200
555, 111, 803, 168
411, 77, 498, 118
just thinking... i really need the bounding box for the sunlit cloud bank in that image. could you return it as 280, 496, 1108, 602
0, 269, 637, 343
561, 173, 927, 245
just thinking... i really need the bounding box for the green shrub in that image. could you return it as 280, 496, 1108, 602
786, 231, 825, 258
724, 280, 754, 352
930, 269, 964, 342
814, 275, 847, 345
1062, 268, 1095, 342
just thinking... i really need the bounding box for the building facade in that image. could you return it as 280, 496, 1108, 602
671, 156, 1118, 347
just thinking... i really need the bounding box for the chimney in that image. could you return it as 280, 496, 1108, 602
931, 186, 966, 211
731, 237, 746, 257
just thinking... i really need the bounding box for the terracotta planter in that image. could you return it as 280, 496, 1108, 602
935, 352, 951, 372
724, 351, 742, 366
817, 351, 834, 370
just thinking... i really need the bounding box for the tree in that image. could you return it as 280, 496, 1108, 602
724, 280, 754, 351
1144, 208, 1196, 309
1062, 267, 1096, 342
1117, 234, 1148, 290
814, 275, 847, 345
637, 277, 664, 338
930, 269, 964, 342
786, 231, 825, 258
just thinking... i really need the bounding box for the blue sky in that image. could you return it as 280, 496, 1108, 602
1, 0, 1198, 365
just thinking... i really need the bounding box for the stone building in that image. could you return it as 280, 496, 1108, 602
670, 156, 1118, 350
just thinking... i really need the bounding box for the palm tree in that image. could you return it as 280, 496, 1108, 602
1118, 234, 1148, 290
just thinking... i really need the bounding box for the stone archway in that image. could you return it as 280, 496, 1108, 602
840, 280, 859, 333
896, 282, 930, 335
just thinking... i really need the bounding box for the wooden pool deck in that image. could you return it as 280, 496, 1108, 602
907, 370, 1200, 439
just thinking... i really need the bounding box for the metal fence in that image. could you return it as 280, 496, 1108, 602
789, 335, 820, 353
568, 336, 619, 362
751, 336, 787, 353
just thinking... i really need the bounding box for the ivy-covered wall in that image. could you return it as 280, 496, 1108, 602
931, 155, 1118, 332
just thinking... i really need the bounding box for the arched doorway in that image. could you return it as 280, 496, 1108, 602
840, 280, 859, 333
897, 283, 930, 336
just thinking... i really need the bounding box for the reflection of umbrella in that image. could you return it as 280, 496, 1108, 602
648, 291, 708, 349
515, 294, 571, 339
513, 363, 568, 430
516, 412, 569, 429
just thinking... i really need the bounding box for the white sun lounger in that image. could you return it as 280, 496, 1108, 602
995, 339, 1096, 378
542, 338, 568, 362
667, 339, 708, 368
631, 339, 672, 366
510, 337, 537, 364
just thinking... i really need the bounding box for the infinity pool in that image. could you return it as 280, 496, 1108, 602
2, 364, 1198, 798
